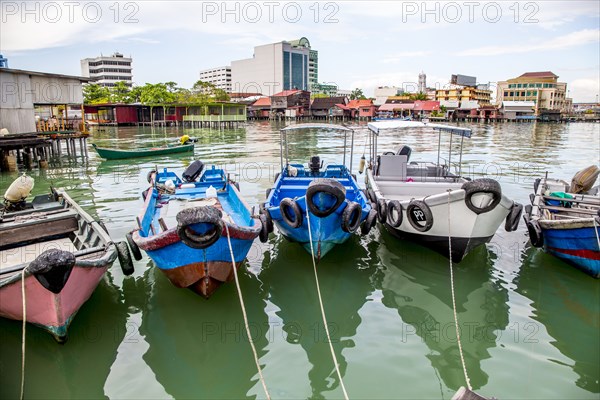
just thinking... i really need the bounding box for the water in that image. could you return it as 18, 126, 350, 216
0, 121, 598, 399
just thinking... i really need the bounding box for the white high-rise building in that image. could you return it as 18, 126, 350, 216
80, 52, 133, 87
199, 66, 232, 93
418, 71, 426, 93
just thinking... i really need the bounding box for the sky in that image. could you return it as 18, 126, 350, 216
1, 0, 599, 102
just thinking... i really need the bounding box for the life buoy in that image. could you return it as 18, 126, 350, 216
387, 200, 403, 228
504, 202, 523, 232
126, 231, 143, 261
116, 241, 135, 276
258, 214, 269, 243
360, 209, 378, 235
526, 219, 544, 247
377, 198, 387, 223
406, 200, 433, 232
306, 178, 346, 217
341, 201, 362, 233
280, 198, 303, 228
461, 178, 502, 214
176, 207, 224, 249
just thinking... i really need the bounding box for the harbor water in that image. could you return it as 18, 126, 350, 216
0, 121, 598, 399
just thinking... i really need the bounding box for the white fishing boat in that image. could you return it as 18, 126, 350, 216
363, 120, 523, 262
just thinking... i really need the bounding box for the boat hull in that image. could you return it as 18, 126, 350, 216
92, 143, 194, 160
540, 223, 600, 278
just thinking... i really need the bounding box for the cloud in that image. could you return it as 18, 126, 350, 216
383, 51, 431, 63
569, 78, 600, 103
458, 29, 599, 56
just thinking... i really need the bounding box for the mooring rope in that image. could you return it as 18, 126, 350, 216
20, 267, 28, 400
446, 190, 472, 391
593, 217, 600, 251
223, 224, 271, 400
305, 207, 350, 400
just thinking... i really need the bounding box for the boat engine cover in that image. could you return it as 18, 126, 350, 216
183, 160, 204, 182
309, 156, 322, 175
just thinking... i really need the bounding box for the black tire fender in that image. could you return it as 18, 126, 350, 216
141, 188, 150, 201
306, 178, 346, 218
505, 202, 523, 232
258, 214, 269, 243
280, 198, 303, 228
376, 198, 387, 224
387, 200, 403, 228
265, 188, 272, 199
526, 219, 544, 247
176, 207, 224, 249
341, 201, 362, 233
260, 207, 274, 233
274, 172, 280, 183
462, 178, 502, 214
406, 200, 434, 232
116, 241, 135, 276
147, 170, 157, 184
533, 178, 541, 194
126, 231, 143, 261
367, 188, 376, 203
360, 209, 378, 235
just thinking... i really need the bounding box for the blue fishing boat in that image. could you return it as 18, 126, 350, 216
524, 168, 600, 278
261, 124, 374, 260
130, 161, 265, 298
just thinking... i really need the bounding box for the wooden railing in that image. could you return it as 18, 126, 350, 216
183, 114, 246, 122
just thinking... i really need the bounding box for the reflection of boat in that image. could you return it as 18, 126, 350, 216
524, 171, 600, 278
259, 235, 374, 398
516, 248, 599, 393
263, 124, 372, 260
131, 162, 263, 298
91, 142, 194, 160
375, 228, 509, 391
0, 187, 129, 342
365, 121, 522, 262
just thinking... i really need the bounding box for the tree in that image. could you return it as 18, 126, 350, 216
83, 84, 110, 104
109, 81, 131, 103
350, 88, 366, 100
139, 83, 177, 123
409, 92, 428, 100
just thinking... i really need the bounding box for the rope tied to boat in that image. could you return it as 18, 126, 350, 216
593, 217, 600, 251
20, 267, 28, 400
446, 189, 472, 391
305, 206, 350, 400
223, 224, 271, 400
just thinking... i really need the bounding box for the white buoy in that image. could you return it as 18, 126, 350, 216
358, 155, 366, 174
4, 174, 34, 203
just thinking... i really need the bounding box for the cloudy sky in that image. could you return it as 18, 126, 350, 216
2, 1, 599, 101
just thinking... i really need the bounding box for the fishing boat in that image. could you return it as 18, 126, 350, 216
523, 167, 600, 278
129, 161, 265, 298
92, 141, 194, 160
261, 123, 373, 261
364, 120, 523, 262
0, 176, 133, 342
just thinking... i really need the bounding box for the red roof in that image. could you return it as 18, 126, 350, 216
272, 89, 303, 97
518, 71, 558, 79
413, 101, 440, 111
346, 99, 374, 109
334, 103, 350, 110
378, 103, 414, 111
252, 97, 271, 107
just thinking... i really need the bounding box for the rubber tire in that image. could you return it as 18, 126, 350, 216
116, 241, 135, 276
504, 202, 523, 232
533, 178, 541, 194
367, 188, 376, 203
387, 200, 403, 228
462, 178, 502, 215
147, 170, 157, 184
258, 214, 269, 243
265, 188, 272, 199
361, 209, 377, 235
274, 172, 280, 183
280, 198, 302, 228
306, 178, 346, 218
526, 219, 544, 247
126, 231, 143, 261
260, 207, 274, 233
342, 201, 362, 233
406, 200, 434, 232
176, 207, 223, 249
377, 198, 387, 224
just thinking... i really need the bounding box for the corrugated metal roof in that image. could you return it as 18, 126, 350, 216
518, 71, 557, 79
378, 103, 414, 111
502, 101, 535, 109
347, 99, 374, 109
252, 97, 271, 107
413, 101, 440, 111
458, 101, 479, 110
272, 90, 303, 97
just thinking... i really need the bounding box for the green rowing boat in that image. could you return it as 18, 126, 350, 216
92, 143, 194, 160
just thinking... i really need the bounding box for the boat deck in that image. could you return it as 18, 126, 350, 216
0, 237, 76, 271
156, 195, 241, 230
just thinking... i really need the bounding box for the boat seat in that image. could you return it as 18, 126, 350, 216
377, 155, 407, 180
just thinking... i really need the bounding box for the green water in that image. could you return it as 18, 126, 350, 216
0, 121, 598, 399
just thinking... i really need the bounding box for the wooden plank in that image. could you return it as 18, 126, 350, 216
539, 204, 599, 215
0, 237, 76, 271
0, 216, 79, 249
542, 195, 600, 206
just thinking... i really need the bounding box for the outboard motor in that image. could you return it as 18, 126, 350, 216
182, 160, 204, 182
309, 156, 323, 175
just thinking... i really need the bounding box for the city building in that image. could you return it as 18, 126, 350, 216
288, 37, 318, 89
231, 39, 311, 95
310, 83, 339, 97
451, 74, 477, 87
435, 86, 492, 106
199, 66, 232, 93
80, 52, 133, 87
374, 86, 404, 106
0, 54, 8, 68
500, 101, 536, 121
418, 72, 427, 93
496, 71, 571, 115
311, 96, 348, 118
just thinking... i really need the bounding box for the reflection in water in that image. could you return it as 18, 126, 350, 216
0, 274, 128, 399
260, 235, 375, 399
374, 229, 509, 391
137, 262, 269, 399
515, 248, 600, 393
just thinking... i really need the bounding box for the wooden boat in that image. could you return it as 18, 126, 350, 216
365, 121, 523, 262
130, 161, 265, 298
261, 124, 373, 261
0, 185, 133, 342
91, 142, 194, 160
524, 169, 600, 278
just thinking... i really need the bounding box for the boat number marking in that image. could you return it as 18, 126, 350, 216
412, 207, 425, 222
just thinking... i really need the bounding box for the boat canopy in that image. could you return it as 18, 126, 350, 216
281, 123, 353, 132
367, 120, 471, 138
